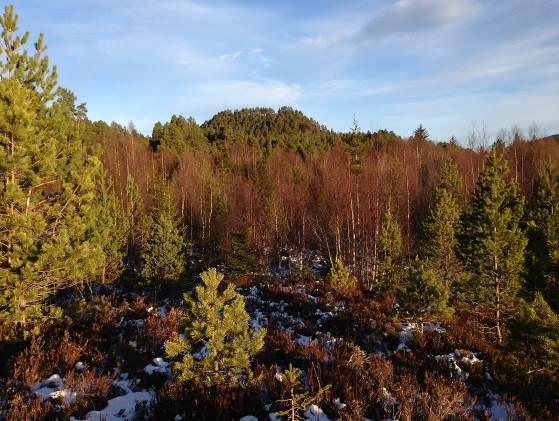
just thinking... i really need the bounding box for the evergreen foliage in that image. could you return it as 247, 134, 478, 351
0, 4, 57, 100
142, 180, 185, 283
94, 174, 129, 284
164, 268, 266, 387
511, 293, 559, 368
526, 159, 559, 311
0, 6, 116, 338
374, 206, 403, 292
329, 258, 358, 291
202, 107, 336, 154
458, 151, 527, 343
412, 124, 430, 142
151, 114, 206, 153
276, 363, 331, 421
422, 159, 463, 291
404, 258, 453, 321
226, 231, 259, 277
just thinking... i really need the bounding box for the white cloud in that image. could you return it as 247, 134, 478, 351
218, 51, 242, 61
195, 79, 302, 109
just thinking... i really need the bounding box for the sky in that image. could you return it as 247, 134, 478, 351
13, 0, 559, 141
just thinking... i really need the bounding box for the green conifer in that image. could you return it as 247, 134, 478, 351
526, 159, 559, 310
422, 160, 463, 291
142, 179, 185, 284
510, 293, 559, 368
329, 258, 358, 292
0, 6, 116, 338
374, 206, 403, 292
227, 231, 259, 277
164, 268, 266, 387
458, 151, 527, 343
404, 258, 453, 323
276, 363, 331, 421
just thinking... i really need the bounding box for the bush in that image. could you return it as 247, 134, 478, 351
329, 258, 358, 292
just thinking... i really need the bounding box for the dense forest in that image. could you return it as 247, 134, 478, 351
1, 4, 559, 420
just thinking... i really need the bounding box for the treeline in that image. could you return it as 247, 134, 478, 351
104, 112, 559, 262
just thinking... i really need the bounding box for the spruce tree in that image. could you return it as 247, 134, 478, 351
142, 179, 185, 284
458, 151, 527, 343
374, 206, 403, 292
422, 159, 463, 291
412, 124, 429, 142
227, 231, 259, 277
0, 6, 114, 338
164, 268, 266, 387
526, 159, 559, 311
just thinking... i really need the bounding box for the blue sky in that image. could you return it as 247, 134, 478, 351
14, 0, 559, 141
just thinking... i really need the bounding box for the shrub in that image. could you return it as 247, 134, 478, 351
329, 258, 358, 292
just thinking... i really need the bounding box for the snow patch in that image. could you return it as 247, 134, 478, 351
304, 403, 330, 420
334, 397, 347, 410
83, 390, 154, 421
144, 357, 171, 376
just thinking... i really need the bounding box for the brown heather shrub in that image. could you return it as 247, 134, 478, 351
129, 295, 149, 315
297, 339, 326, 362
415, 373, 475, 421
266, 328, 297, 355
8, 337, 44, 388
62, 368, 114, 417
142, 307, 183, 353
5, 392, 50, 421
8, 331, 84, 391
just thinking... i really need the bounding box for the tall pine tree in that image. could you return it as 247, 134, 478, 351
458, 151, 527, 343
0, 5, 115, 338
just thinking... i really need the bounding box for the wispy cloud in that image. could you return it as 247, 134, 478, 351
355, 0, 478, 43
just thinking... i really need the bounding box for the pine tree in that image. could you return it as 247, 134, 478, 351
374, 206, 403, 292
422, 160, 463, 291
510, 293, 559, 368
404, 258, 453, 323
276, 364, 331, 421
0, 6, 113, 338
94, 175, 129, 284
526, 159, 559, 311
458, 151, 527, 343
329, 258, 358, 292
164, 268, 266, 387
0, 5, 57, 101
142, 179, 185, 284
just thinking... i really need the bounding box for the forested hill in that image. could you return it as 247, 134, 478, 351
149, 106, 400, 155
